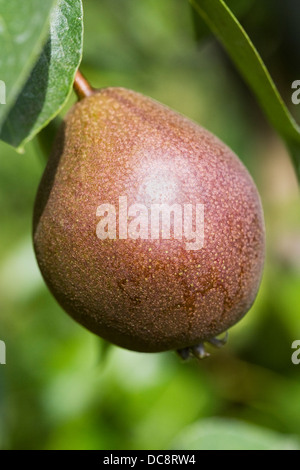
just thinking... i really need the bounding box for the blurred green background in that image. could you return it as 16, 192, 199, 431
1, 0, 300, 450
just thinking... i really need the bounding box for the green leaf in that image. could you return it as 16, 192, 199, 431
171, 418, 300, 450
190, 0, 300, 182
0, 0, 83, 151
0, 0, 57, 127
191, 0, 254, 43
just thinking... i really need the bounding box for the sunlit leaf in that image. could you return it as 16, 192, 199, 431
0, 0, 83, 151
0, 0, 57, 127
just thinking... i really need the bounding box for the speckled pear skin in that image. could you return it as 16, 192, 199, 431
33, 87, 265, 353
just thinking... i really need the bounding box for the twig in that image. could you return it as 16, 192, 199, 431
73, 70, 95, 100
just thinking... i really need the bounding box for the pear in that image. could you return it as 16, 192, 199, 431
33, 87, 265, 356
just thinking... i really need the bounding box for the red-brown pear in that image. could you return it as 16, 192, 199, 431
33, 87, 265, 355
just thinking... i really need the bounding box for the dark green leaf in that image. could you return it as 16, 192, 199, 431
0, 0, 83, 151
0, 0, 57, 127
191, 0, 254, 43
191, 7, 211, 43
190, 0, 300, 182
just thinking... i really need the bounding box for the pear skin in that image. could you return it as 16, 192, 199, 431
33, 88, 265, 353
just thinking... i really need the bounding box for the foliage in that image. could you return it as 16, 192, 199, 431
191, 0, 300, 182
0, 0, 83, 150
0, 0, 56, 127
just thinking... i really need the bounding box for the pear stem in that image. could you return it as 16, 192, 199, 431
73, 70, 95, 100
